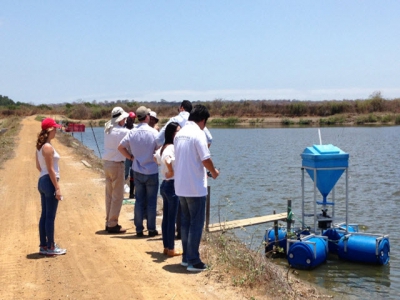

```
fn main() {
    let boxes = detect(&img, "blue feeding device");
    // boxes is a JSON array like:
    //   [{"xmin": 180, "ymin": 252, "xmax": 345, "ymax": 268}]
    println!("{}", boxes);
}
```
[
  {"xmin": 301, "ymin": 144, "xmax": 349, "ymax": 232},
  {"xmin": 294, "ymin": 140, "xmax": 390, "ymax": 267},
  {"xmin": 287, "ymin": 234, "xmax": 328, "ymax": 270}
]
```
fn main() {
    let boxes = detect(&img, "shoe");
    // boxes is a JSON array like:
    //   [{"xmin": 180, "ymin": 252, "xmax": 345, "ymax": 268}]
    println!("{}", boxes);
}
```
[
  {"xmin": 148, "ymin": 230, "xmax": 158, "ymax": 237},
  {"xmin": 107, "ymin": 224, "xmax": 126, "ymax": 234},
  {"xmin": 39, "ymin": 246, "xmax": 47, "ymax": 255},
  {"xmin": 46, "ymin": 244, "xmax": 67, "ymax": 256},
  {"xmin": 163, "ymin": 248, "xmax": 168, "ymax": 255},
  {"xmin": 187, "ymin": 262, "xmax": 207, "ymax": 272},
  {"xmin": 167, "ymin": 249, "xmax": 183, "ymax": 257},
  {"xmin": 137, "ymin": 231, "xmax": 144, "ymax": 237},
  {"xmin": 129, "ymin": 194, "xmax": 135, "ymax": 199},
  {"xmin": 181, "ymin": 262, "xmax": 188, "ymax": 267}
]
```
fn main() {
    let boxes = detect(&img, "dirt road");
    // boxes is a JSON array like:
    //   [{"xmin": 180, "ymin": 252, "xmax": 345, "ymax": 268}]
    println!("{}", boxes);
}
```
[{"xmin": 0, "ymin": 116, "xmax": 245, "ymax": 300}]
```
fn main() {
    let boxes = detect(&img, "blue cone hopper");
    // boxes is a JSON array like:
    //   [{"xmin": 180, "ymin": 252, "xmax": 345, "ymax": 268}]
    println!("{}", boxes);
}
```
[{"xmin": 301, "ymin": 144, "xmax": 349, "ymax": 202}]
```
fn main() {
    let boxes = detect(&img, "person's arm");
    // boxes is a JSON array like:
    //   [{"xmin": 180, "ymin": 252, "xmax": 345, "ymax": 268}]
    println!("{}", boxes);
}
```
[
  {"xmin": 35, "ymin": 151, "xmax": 41, "ymax": 172},
  {"xmin": 118, "ymin": 144, "xmax": 134, "ymax": 161},
  {"xmin": 203, "ymin": 127, "xmax": 213, "ymax": 148},
  {"xmin": 165, "ymin": 157, "xmax": 174, "ymax": 179},
  {"xmin": 202, "ymin": 158, "xmax": 219, "ymax": 179},
  {"xmin": 42, "ymin": 144, "xmax": 62, "ymax": 200}
]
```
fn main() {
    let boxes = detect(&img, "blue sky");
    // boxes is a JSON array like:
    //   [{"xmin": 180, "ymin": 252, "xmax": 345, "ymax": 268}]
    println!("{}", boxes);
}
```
[{"xmin": 1, "ymin": 1, "xmax": 399, "ymax": 105}]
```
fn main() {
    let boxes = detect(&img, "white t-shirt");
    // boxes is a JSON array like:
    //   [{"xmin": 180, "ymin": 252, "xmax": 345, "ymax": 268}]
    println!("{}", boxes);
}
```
[
  {"xmin": 154, "ymin": 144, "xmax": 175, "ymax": 181},
  {"xmin": 174, "ymin": 121, "xmax": 210, "ymax": 197},
  {"xmin": 37, "ymin": 143, "xmax": 60, "ymax": 178}
]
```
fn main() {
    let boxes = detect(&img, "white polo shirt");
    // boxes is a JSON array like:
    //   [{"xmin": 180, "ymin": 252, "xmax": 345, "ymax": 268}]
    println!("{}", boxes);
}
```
[{"xmin": 174, "ymin": 121, "xmax": 210, "ymax": 197}]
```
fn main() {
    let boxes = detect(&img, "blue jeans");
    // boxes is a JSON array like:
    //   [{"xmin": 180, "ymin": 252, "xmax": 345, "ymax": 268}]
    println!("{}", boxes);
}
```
[
  {"xmin": 179, "ymin": 196, "xmax": 206, "ymax": 265},
  {"xmin": 160, "ymin": 180, "xmax": 179, "ymax": 249},
  {"xmin": 133, "ymin": 172, "xmax": 159, "ymax": 233},
  {"xmin": 124, "ymin": 159, "xmax": 132, "ymax": 180},
  {"xmin": 38, "ymin": 174, "xmax": 59, "ymax": 248}
]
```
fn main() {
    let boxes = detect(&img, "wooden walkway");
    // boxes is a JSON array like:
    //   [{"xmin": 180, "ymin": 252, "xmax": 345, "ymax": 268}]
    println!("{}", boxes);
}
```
[{"xmin": 206, "ymin": 212, "xmax": 287, "ymax": 233}]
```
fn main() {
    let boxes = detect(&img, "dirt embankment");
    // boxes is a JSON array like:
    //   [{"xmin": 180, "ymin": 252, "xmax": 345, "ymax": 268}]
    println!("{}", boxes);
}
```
[{"xmin": 0, "ymin": 116, "xmax": 248, "ymax": 300}]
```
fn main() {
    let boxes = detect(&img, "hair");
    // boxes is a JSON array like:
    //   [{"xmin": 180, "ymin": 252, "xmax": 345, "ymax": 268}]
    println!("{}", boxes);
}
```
[
  {"xmin": 36, "ymin": 128, "xmax": 53, "ymax": 150},
  {"xmin": 125, "ymin": 116, "xmax": 135, "ymax": 129},
  {"xmin": 188, "ymin": 104, "xmax": 210, "ymax": 123},
  {"xmin": 180, "ymin": 100, "xmax": 192, "ymax": 113},
  {"xmin": 160, "ymin": 122, "xmax": 180, "ymax": 156}
]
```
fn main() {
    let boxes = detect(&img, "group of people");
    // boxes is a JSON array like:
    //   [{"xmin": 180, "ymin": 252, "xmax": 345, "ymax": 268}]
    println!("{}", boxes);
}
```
[
  {"xmin": 108, "ymin": 100, "xmax": 219, "ymax": 271},
  {"xmin": 35, "ymin": 100, "xmax": 219, "ymax": 271}
]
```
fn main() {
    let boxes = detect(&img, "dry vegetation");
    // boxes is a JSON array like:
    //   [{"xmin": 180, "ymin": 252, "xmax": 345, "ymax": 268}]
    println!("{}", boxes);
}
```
[{"xmin": 2, "ymin": 91, "xmax": 400, "ymax": 127}]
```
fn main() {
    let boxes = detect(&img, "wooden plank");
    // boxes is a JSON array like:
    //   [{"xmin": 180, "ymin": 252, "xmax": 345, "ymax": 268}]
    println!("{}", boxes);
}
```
[{"xmin": 207, "ymin": 212, "xmax": 287, "ymax": 233}]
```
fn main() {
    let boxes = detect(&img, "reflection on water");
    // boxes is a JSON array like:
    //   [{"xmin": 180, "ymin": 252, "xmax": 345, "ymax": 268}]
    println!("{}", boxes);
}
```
[{"xmin": 77, "ymin": 125, "xmax": 400, "ymax": 299}]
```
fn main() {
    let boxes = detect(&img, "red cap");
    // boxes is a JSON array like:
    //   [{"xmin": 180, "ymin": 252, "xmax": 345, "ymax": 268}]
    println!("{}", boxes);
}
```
[
  {"xmin": 129, "ymin": 112, "xmax": 136, "ymax": 118},
  {"xmin": 41, "ymin": 118, "xmax": 62, "ymax": 130}
]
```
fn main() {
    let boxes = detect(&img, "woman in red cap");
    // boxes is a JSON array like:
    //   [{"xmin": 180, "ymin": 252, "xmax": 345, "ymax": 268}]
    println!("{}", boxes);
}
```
[{"xmin": 35, "ymin": 118, "xmax": 66, "ymax": 256}]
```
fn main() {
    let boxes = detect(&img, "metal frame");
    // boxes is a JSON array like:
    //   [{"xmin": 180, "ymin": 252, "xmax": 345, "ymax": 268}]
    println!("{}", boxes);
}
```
[{"xmin": 301, "ymin": 165, "xmax": 349, "ymax": 234}]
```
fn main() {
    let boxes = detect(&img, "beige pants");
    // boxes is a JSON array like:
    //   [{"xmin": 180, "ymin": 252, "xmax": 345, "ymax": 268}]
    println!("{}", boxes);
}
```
[{"xmin": 104, "ymin": 160, "xmax": 125, "ymax": 227}]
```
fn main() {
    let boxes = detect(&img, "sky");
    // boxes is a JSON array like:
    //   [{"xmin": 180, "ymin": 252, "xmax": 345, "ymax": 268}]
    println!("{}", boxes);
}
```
[{"xmin": 1, "ymin": 1, "xmax": 400, "ymax": 105}]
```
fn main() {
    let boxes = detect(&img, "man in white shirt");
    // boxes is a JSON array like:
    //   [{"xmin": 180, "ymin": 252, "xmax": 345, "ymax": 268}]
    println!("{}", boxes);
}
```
[
  {"xmin": 103, "ymin": 107, "xmax": 129, "ymax": 234},
  {"xmin": 174, "ymin": 104, "xmax": 219, "ymax": 272},
  {"xmin": 118, "ymin": 106, "xmax": 159, "ymax": 237}
]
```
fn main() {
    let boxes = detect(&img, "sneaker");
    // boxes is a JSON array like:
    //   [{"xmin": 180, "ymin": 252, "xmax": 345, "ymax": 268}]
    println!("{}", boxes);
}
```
[
  {"xmin": 137, "ymin": 231, "xmax": 144, "ymax": 237},
  {"xmin": 181, "ymin": 262, "xmax": 188, "ymax": 267},
  {"xmin": 148, "ymin": 230, "xmax": 158, "ymax": 237},
  {"xmin": 46, "ymin": 244, "xmax": 67, "ymax": 256},
  {"xmin": 39, "ymin": 246, "xmax": 47, "ymax": 255},
  {"xmin": 187, "ymin": 262, "xmax": 207, "ymax": 272},
  {"xmin": 107, "ymin": 224, "xmax": 127, "ymax": 234}
]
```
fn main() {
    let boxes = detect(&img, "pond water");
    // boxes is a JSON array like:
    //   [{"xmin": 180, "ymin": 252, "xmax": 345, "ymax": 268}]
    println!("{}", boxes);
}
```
[{"xmin": 74, "ymin": 125, "xmax": 400, "ymax": 299}]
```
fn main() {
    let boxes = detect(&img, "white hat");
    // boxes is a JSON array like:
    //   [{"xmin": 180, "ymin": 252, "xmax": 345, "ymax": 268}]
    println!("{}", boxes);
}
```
[
  {"xmin": 104, "ymin": 107, "xmax": 129, "ymax": 134},
  {"xmin": 111, "ymin": 107, "xmax": 129, "ymax": 123},
  {"xmin": 149, "ymin": 111, "xmax": 159, "ymax": 121}
]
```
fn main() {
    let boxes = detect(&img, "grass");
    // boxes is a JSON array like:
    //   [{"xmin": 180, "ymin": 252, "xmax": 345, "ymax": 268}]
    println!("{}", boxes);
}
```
[
  {"xmin": 0, "ymin": 116, "xmax": 22, "ymax": 169},
  {"xmin": 200, "ymin": 230, "xmax": 331, "ymax": 299}
]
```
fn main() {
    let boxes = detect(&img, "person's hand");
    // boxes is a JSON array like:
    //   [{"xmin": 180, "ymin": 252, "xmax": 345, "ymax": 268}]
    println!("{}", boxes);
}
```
[
  {"xmin": 209, "ymin": 168, "xmax": 219, "ymax": 179},
  {"xmin": 165, "ymin": 170, "xmax": 174, "ymax": 179},
  {"xmin": 54, "ymin": 189, "xmax": 63, "ymax": 201}
]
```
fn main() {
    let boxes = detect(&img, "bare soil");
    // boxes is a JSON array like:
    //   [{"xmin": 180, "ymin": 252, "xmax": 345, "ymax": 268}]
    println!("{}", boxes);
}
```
[{"xmin": 0, "ymin": 116, "xmax": 249, "ymax": 300}]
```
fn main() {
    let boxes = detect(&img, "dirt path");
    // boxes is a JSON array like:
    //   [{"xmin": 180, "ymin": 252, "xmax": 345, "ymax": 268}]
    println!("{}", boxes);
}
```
[{"xmin": 0, "ymin": 116, "xmax": 246, "ymax": 300}]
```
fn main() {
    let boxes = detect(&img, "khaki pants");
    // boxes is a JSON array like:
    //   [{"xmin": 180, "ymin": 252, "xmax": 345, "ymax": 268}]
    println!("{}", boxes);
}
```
[{"xmin": 104, "ymin": 161, "xmax": 125, "ymax": 227}]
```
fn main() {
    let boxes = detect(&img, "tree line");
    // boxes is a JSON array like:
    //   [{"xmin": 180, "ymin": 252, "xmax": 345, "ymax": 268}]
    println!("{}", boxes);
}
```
[{"xmin": 1, "ymin": 92, "xmax": 400, "ymax": 125}]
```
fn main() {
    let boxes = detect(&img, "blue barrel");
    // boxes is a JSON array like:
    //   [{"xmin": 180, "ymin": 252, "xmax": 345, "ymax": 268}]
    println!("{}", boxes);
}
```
[
  {"xmin": 264, "ymin": 227, "xmax": 287, "ymax": 253},
  {"xmin": 287, "ymin": 236, "xmax": 328, "ymax": 270},
  {"xmin": 337, "ymin": 234, "xmax": 390, "ymax": 265},
  {"xmin": 323, "ymin": 226, "xmax": 356, "ymax": 254}
]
